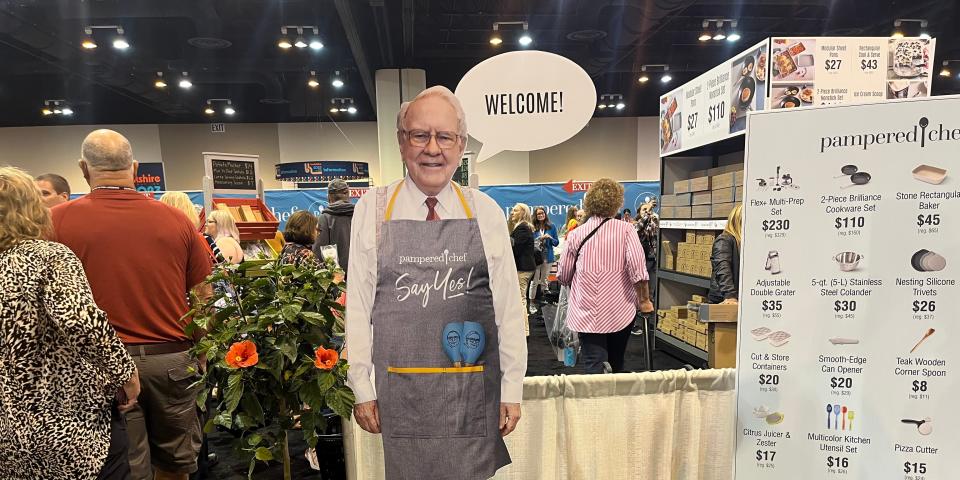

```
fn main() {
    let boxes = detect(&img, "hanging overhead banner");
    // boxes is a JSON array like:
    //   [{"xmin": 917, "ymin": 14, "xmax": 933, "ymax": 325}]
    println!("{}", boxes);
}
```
[
  {"xmin": 769, "ymin": 37, "xmax": 935, "ymax": 110},
  {"xmin": 660, "ymin": 39, "xmax": 770, "ymax": 155},
  {"xmin": 734, "ymin": 96, "xmax": 960, "ymax": 479},
  {"xmin": 662, "ymin": 37, "xmax": 936, "ymax": 157},
  {"xmin": 274, "ymin": 161, "xmax": 370, "ymax": 183}
]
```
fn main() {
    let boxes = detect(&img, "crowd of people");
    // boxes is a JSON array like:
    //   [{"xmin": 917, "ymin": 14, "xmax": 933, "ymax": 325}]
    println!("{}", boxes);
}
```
[{"xmin": 0, "ymin": 85, "xmax": 678, "ymax": 479}]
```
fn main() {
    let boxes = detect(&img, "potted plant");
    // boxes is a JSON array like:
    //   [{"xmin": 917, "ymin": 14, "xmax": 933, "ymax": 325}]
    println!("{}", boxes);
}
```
[{"xmin": 185, "ymin": 258, "xmax": 354, "ymax": 479}]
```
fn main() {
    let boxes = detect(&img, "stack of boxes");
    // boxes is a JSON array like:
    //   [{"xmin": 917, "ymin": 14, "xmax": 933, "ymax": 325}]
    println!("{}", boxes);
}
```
[
  {"xmin": 656, "ymin": 294, "xmax": 709, "ymax": 351},
  {"xmin": 660, "ymin": 165, "xmax": 744, "ymax": 219},
  {"xmin": 662, "ymin": 230, "xmax": 714, "ymax": 276}
]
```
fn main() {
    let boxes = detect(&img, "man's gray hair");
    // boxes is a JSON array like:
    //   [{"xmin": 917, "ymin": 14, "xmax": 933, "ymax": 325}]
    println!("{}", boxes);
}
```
[
  {"xmin": 81, "ymin": 129, "xmax": 134, "ymax": 171},
  {"xmin": 395, "ymin": 86, "xmax": 467, "ymax": 137}
]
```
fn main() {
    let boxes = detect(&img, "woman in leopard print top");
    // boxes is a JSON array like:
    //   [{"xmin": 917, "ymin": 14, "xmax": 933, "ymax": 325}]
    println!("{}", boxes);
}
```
[{"xmin": 0, "ymin": 167, "xmax": 137, "ymax": 479}]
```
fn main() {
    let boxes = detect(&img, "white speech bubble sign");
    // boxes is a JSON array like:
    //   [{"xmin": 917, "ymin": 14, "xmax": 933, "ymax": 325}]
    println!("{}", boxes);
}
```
[{"xmin": 455, "ymin": 50, "xmax": 597, "ymax": 163}]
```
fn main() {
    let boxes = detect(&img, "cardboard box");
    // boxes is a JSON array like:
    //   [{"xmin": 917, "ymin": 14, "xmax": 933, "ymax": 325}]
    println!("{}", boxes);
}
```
[
  {"xmin": 734, "ymin": 170, "xmax": 745, "ymax": 186},
  {"xmin": 662, "ymin": 254, "xmax": 675, "ymax": 271},
  {"xmin": 711, "ymin": 187, "xmax": 736, "ymax": 204},
  {"xmin": 689, "ymin": 176, "xmax": 711, "ymax": 192},
  {"xmin": 660, "ymin": 194, "xmax": 675, "ymax": 207},
  {"xmin": 708, "ymin": 322, "xmax": 737, "ymax": 368},
  {"xmin": 712, "ymin": 202, "xmax": 735, "ymax": 219},
  {"xmin": 711, "ymin": 172, "xmax": 735, "ymax": 190},
  {"xmin": 696, "ymin": 333, "xmax": 708, "ymax": 350},
  {"xmin": 674, "ymin": 179, "xmax": 691, "ymax": 194},
  {"xmin": 699, "ymin": 303, "xmax": 739, "ymax": 322},
  {"xmin": 691, "ymin": 294, "xmax": 706, "ymax": 303},
  {"xmin": 690, "ymin": 205, "xmax": 713, "ymax": 218},
  {"xmin": 660, "ymin": 206, "xmax": 675, "ymax": 218},
  {"xmin": 706, "ymin": 166, "xmax": 725, "ymax": 177},
  {"xmin": 696, "ymin": 231, "xmax": 716, "ymax": 245},
  {"xmin": 670, "ymin": 306, "xmax": 689, "ymax": 320},
  {"xmin": 674, "ymin": 192, "xmax": 692, "ymax": 206},
  {"xmin": 685, "ymin": 231, "xmax": 697, "ymax": 243},
  {"xmin": 692, "ymin": 191, "xmax": 712, "ymax": 205},
  {"xmin": 673, "ymin": 206, "xmax": 692, "ymax": 219},
  {"xmin": 690, "ymin": 169, "xmax": 708, "ymax": 178},
  {"xmin": 735, "ymin": 186, "xmax": 744, "ymax": 202}
]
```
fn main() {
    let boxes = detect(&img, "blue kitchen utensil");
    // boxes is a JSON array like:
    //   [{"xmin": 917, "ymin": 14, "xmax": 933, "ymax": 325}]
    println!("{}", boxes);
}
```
[
  {"xmin": 833, "ymin": 404, "xmax": 841, "ymax": 430},
  {"xmin": 461, "ymin": 321, "xmax": 486, "ymax": 366},
  {"xmin": 442, "ymin": 322, "xmax": 464, "ymax": 367}
]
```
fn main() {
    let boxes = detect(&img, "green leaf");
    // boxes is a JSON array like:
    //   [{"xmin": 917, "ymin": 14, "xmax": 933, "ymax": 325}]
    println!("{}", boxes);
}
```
[
  {"xmin": 247, "ymin": 433, "xmax": 263, "ymax": 446},
  {"xmin": 247, "ymin": 457, "xmax": 256, "ymax": 480},
  {"xmin": 298, "ymin": 380, "xmax": 325, "ymax": 411},
  {"xmin": 317, "ymin": 371, "xmax": 336, "ymax": 392},
  {"xmin": 278, "ymin": 338, "xmax": 298, "ymax": 363},
  {"xmin": 300, "ymin": 410, "xmax": 319, "ymax": 449},
  {"xmin": 235, "ymin": 412, "xmax": 256, "ymax": 430},
  {"xmin": 299, "ymin": 311, "xmax": 327, "ymax": 327},
  {"xmin": 325, "ymin": 386, "xmax": 356, "ymax": 419},
  {"xmin": 225, "ymin": 371, "xmax": 243, "ymax": 415},
  {"xmin": 213, "ymin": 411, "xmax": 233, "ymax": 429},
  {"xmin": 240, "ymin": 392, "xmax": 265, "ymax": 425},
  {"xmin": 281, "ymin": 303, "xmax": 303, "ymax": 322},
  {"xmin": 254, "ymin": 447, "xmax": 273, "ymax": 461},
  {"xmin": 195, "ymin": 387, "xmax": 210, "ymax": 410}
]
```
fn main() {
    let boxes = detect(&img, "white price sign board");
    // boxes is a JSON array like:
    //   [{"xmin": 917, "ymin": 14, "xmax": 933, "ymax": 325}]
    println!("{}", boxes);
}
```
[
  {"xmin": 734, "ymin": 96, "xmax": 960, "ymax": 479},
  {"xmin": 660, "ymin": 40, "xmax": 769, "ymax": 156}
]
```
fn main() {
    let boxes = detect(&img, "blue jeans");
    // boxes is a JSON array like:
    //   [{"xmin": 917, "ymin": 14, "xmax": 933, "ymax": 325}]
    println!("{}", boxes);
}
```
[{"xmin": 579, "ymin": 323, "xmax": 632, "ymax": 374}]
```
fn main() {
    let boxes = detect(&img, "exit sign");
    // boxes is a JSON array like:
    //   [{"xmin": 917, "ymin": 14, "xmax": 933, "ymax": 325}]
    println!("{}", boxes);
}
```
[{"xmin": 211, "ymin": 123, "xmax": 225, "ymax": 133}]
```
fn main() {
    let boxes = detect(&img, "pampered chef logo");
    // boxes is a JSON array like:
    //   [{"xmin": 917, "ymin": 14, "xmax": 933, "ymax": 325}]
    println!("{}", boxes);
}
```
[
  {"xmin": 398, "ymin": 249, "xmax": 468, "ymax": 266},
  {"xmin": 820, "ymin": 117, "xmax": 960, "ymax": 153}
]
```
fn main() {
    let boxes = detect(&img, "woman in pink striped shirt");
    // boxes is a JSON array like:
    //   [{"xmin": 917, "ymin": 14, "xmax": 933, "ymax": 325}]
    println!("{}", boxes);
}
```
[{"xmin": 557, "ymin": 178, "xmax": 654, "ymax": 373}]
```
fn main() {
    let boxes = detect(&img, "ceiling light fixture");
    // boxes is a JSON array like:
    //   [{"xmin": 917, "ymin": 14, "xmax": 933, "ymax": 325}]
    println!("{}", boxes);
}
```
[
  {"xmin": 224, "ymin": 106, "xmax": 236, "ymax": 115},
  {"xmin": 42, "ymin": 99, "xmax": 72, "ymax": 117},
  {"xmin": 178, "ymin": 72, "xmax": 192, "ymax": 89},
  {"xmin": 154, "ymin": 72, "xmax": 167, "ymax": 88},
  {"xmin": 204, "ymin": 107, "xmax": 215, "ymax": 115},
  {"xmin": 279, "ymin": 26, "xmax": 322, "ymax": 51},
  {"xmin": 83, "ymin": 25, "xmax": 129, "ymax": 50},
  {"xmin": 638, "ymin": 74, "xmax": 650, "ymax": 83},
  {"xmin": 727, "ymin": 32, "xmax": 741, "ymax": 42},
  {"xmin": 347, "ymin": 106, "xmax": 357, "ymax": 114},
  {"xmin": 698, "ymin": 33, "xmax": 711, "ymax": 42},
  {"xmin": 597, "ymin": 94, "xmax": 625, "ymax": 113},
  {"xmin": 661, "ymin": 74, "xmax": 673, "ymax": 83},
  {"xmin": 940, "ymin": 60, "xmax": 953, "ymax": 77},
  {"xmin": 330, "ymin": 97, "xmax": 356, "ymax": 115},
  {"xmin": 307, "ymin": 70, "xmax": 320, "ymax": 88},
  {"xmin": 892, "ymin": 19, "xmax": 929, "ymax": 39},
  {"xmin": 329, "ymin": 107, "xmax": 338, "ymax": 113},
  {"xmin": 701, "ymin": 19, "xmax": 738, "ymax": 43},
  {"xmin": 712, "ymin": 28, "xmax": 726, "ymax": 41},
  {"xmin": 204, "ymin": 98, "xmax": 236, "ymax": 116},
  {"xmin": 492, "ymin": 21, "xmax": 531, "ymax": 47},
  {"xmin": 331, "ymin": 70, "xmax": 344, "ymax": 88}
]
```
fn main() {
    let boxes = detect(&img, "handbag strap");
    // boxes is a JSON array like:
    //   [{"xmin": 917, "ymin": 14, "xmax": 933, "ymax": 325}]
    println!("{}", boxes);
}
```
[{"xmin": 571, "ymin": 217, "xmax": 612, "ymax": 274}]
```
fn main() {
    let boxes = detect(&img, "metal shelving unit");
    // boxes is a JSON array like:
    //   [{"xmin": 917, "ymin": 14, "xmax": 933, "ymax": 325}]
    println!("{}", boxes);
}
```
[
  {"xmin": 658, "ymin": 269, "xmax": 712, "ymax": 289},
  {"xmin": 655, "ymin": 331, "xmax": 708, "ymax": 360}
]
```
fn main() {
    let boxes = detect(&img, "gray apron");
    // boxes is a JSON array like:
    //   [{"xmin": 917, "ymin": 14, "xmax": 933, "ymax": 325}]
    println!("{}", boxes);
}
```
[{"xmin": 371, "ymin": 182, "xmax": 511, "ymax": 480}]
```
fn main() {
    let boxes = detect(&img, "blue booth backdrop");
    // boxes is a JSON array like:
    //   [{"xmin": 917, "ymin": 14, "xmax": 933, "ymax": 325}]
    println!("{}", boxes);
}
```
[{"xmin": 72, "ymin": 181, "xmax": 660, "ymax": 230}]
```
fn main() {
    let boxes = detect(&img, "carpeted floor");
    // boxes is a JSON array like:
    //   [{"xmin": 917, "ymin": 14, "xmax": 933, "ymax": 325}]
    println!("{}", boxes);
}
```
[{"xmin": 203, "ymin": 304, "xmax": 689, "ymax": 479}]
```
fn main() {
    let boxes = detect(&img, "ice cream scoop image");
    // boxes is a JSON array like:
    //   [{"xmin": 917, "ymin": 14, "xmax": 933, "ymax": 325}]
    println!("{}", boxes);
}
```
[
  {"xmin": 460, "ymin": 321, "xmax": 486, "ymax": 366},
  {"xmin": 442, "ymin": 322, "xmax": 464, "ymax": 366}
]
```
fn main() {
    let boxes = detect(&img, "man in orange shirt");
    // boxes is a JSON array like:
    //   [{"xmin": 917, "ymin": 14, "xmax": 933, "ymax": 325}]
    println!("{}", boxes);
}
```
[{"xmin": 53, "ymin": 129, "xmax": 213, "ymax": 480}]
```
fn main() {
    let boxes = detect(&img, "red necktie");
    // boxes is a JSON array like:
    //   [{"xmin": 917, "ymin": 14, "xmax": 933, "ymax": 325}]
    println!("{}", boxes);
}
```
[{"xmin": 425, "ymin": 197, "xmax": 440, "ymax": 221}]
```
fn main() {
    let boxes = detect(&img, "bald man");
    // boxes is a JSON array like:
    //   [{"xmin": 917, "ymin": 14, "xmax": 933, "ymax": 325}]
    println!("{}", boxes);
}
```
[{"xmin": 52, "ymin": 129, "xmax": 213, "ymax": 480}]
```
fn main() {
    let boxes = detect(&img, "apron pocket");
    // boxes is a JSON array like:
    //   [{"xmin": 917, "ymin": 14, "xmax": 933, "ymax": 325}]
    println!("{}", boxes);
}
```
[{"xmin": 386, "ymin": 366, "xmax": 487, "ymax": 439}]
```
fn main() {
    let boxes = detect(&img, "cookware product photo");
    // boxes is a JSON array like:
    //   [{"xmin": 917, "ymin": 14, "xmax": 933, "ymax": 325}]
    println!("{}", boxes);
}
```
[
  {"xmin": 840, "ymin": 171, "xmax": 872, "ymax": 188},
  {"xmin": 834, "ymin": 164, "xmax": 859, "ymax": 178},
  {"xmin": 901, "ymin": 417, "xmax": 933, "ymax": 435},
  {"xmin": 911, "ymin": 249, "xmax": 946, "ymax": 272},
  {"xmin": 910, "ymin": 328, "xmax": 936, "ymax": 353},
  {"xmin": 912, "ymin": 164, "xmax": 947, "ymax": 185},
  {"xmin": 834, "ymin": 252, "xmax": 864, "ymax": 272}
]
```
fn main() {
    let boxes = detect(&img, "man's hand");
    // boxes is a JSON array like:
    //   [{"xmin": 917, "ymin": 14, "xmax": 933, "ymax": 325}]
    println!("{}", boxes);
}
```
[
  {"xmin": 118, "ymin": 369, "xmax": 141, "ymax": 413},
  {"xmin": 354, "ymin": 400, "xmax": 381, "ymax": 434},
  {"xmin": 499, "ymin": 403, "xmax": 521, "ymax": 437}
]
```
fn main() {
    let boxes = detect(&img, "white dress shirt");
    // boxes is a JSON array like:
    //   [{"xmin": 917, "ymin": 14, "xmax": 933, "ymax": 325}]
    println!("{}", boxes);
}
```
[{"xmin": 346, "ymin": 177, "xmax": 528, "ymax": 404}]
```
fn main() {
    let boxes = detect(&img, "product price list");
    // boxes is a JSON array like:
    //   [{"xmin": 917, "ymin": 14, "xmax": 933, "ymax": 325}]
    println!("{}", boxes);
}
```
[{"xmin": 734, "ymin": 96, "xmax": 960, "ymax": 479}]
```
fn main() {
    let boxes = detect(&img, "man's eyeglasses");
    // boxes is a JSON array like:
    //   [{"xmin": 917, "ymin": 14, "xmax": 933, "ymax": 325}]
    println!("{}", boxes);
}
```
[{"xmin": 401, "ymin": 129, "xmax": 462, "ymax": 149}]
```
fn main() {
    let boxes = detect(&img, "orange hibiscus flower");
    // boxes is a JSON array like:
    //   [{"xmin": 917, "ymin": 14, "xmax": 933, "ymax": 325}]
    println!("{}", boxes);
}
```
[
  {"xmin": 225, "ymin": 340, "xmax": 259, "ymax": 368},
  {"xmin": 314, "ymin": 347, "xmax": 339, "ymax": 370}
]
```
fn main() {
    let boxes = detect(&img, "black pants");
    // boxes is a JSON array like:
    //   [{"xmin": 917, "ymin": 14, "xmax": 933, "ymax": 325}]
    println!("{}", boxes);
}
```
[
  {"xmin": 97, "ymin": 406, "xmax": 131, "ymax": 480},
  {"xmin": 580, "ymin": 323, "xmax": 633, "ymax": 374}
]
